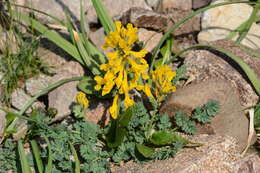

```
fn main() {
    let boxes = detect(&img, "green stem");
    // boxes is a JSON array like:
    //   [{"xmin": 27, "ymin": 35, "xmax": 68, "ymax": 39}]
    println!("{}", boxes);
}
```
[{"xmin": 150, "ymin": 1, "xmax": 260, "ymax": 71}]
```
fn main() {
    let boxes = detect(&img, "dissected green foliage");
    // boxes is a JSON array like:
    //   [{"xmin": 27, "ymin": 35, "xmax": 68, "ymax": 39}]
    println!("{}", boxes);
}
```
[
  {"xmin": 175, "ymin": 111, "xmax": 197, "ymax": 135},
  {"xmin": 192, "ymin": 100, "xmax": 220, "ymax": 123},
  {"xmin": 175, "ymin": 100, "xmax": 220, "ymax": 134},
  {"xmin": 0, "ymin": 140, "xmax": 18, "ymax": 172}
]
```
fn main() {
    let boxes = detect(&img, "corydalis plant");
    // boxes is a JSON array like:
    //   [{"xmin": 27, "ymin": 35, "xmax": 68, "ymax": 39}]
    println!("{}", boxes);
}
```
[{"xmin": 94, "ymin": 21, "xmax": 152, "ymax": 119}]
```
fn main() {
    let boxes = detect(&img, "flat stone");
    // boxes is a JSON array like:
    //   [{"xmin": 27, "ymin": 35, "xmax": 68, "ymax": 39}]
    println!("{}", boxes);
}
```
[
  {"xmin": 120, "ymin": 7, "xmax": 168, "ymax": 31},
  {"xmin": 160, "ymin": 0, "xmax": 192, "ymax": 11},
  {"xmin": 85, "ymin": 100, "xmax": 111, "ymax": 127},
  {"xmin": 198, "ymin": 0, "xmax": 260, "ymax": 50},
  {"xmin": 89, "ymin": 28, "xmax": 106, "ymax": 51},
  {"xmin": 11, "ymin": 88, "xmax": 45, "ymax": 113},
  {"xmin": 111, "ymin": 134, "xmax": 260, "ymax": 173},
  {"xmin": 145, "ymin": 0, "xmax": 161, "ymax": 10},
  {"xmin": 48, "ymin": 61, "xmax": 84, "ymax": 121},
  {"xmin": 86, "ymin": 0, "xmax": 151, "ymax": 24},
  {"xmin": 160, "ymin": 79, "xmax": 252, "ymax": 150},
  {"xmin": 138, "ymin": 28, "xmax": 163, "ymax": 52},
  {"xmin": 184, "ymin": 39, "xmax": 260, "ymax": 107},
  {"xmin": 192, "ymin": 0, "xmax": 212, "ymax": 9},
  {"xmin": 232, "ymin": 153, "xmax": 260, "ymax": 173}
]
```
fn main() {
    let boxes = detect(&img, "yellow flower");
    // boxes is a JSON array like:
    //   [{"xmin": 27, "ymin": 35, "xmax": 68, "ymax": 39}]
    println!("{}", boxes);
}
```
[
  {"xmin": 109, "ymin": 94, "xmax": 119, "ymax": 119},
  {"xmin": 152, "ymin": 65, "xmax": 176, "ymax": 101},
  {"xmin": 94, "ymin": 21, "xmax": 152, "ymax": 119},
  {"xmin": 76, "ymin": 92, "xmax": 89, "ymax": 109}
]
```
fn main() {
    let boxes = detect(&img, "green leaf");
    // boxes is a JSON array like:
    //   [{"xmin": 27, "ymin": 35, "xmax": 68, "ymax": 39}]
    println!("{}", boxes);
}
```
[
  {"xmin": 43, "ymin": 135, "xmax": 52, "ymax": 173},
  {"xmin": 30, "ymin": 140, "xmax": 43, "ymax": 173},
  {"xmin": 18, "ymin": 140, "xmax": 32, "ymax": 173},
  {"xmin": 160, "ymin": 37, "xmax": 173, "ymax": 65},
  {"xmin": 150, "ymin": 130, "xmax": 190, "ymax": 146},
  {"xmin": 69, "ymin": 143, "xmax": 80, "ymax": 173},
  {"xmin": 77, "ymin": 77, "xmax": 97, "ymax": 95},
  {"xmin": 91, "ymin": 0, "xmax": 115, "ymax": 35},
  {"xmin": 150, "ymin": 130, "xmax": 173, "ymax": 146},
  {"xmin": 107, "ymin": 120, "xmax": 127, "ymax": 148},
  {"xmin": 136, "ymin": 144, "xmax": 155, "ymax": 158},
  {"xmin": 175, "ymin": 112, "xmax": 197, "ymax": 135},
  {"xmin": 118, "ymin": 105, "xmax": 135, "ymax": 127}
]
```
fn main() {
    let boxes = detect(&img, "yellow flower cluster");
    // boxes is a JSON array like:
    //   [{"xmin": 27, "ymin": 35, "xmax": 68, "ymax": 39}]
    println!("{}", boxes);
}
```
[
  {"xmin": 94, "ymin": 21, "xmax": 152, "ymax": 119},
  {"xmin": 76, "ymin": 91, "xmax": 89, "ymax": 109},
  {"xmin": 152, "ymin": 65, "xmax": 176, "ymax": 102}
]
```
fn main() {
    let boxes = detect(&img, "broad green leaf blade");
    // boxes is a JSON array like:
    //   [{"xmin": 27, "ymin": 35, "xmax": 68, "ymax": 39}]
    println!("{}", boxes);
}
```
[
  {"xmin": 172, "ymin": 44, "xmax": 260, "ymax": 95},
  {"xmin": 118, "ymin": 104, "xmax": 135, "ymax": 127},
  {"xmin": 91, "ymin": 0, "xmax": 115, "ymax": 35},
  {"xmin": 69, "ymin": 143, "xmax": 80, "ymax": 173},
  {"xmin": 150, "ymin": 130, "xmax": 190, "ymax": 146},
  {"xmin": 18, "ymin": 140, "xmax": 32, "ymax": 173},
  {"xmin": 77, "ymin": 77, "xmax": 98, "ymax": 95},
  {"xmin": 107, "ymin": 120, "xmax": 127, "ymax": 148},
  {"xmin": 150, "ymin": 130, "xmax": 176, "ymax": 146},
  {"xmin": 136, "ymin": 144, "xmax": 155, "ymax": 158},
  {"xmin": 150, "ymin": 1, "xmax": 260, "ymax": 71},
  {"xmin": 30, "ymin": 140, "xmax": 43, "ymax": 173}
]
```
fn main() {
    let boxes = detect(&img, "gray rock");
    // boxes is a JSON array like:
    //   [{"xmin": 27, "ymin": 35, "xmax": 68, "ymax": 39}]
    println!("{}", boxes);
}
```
[
  {"xmin": 11, "ymin": 88, "xmax": 45, "ymax": 113},
  {"xmin": 111, "ymin": 134, "xmax": 260, "ymax": 173},
  {"xmin": 120, "ymin": 7, "xmax": 168, "ymax": 31},
  {"xmin": 160, "ymin": 79, "xmax": 253, "ymax": 150},
  {"xmin": 138, "ymin": 28, "xmax": 163, "ymax": 52},
  {"xmin": 145, "ymin": 0, "xmax": 161, "ymax": 10},
  {"xmin": 89, "ymin": 28, "xmax": 106, "ymax": 51},
  {"xmin": 160, "ymin": 0, "xmax": 192, "ymax": 11},
  {"xmin": 192, "ymin": 0, "xmax": 211, "ymax": 9},
  {"xmin": 86, "ymin": 0, "xmax": 151, "ymax": 24},
  {"xmin": 48, "ymin": 61, "xmax": 84, "ymax": 121},
  {"xmin": 184, "ymin": 39, "xmax": 260, "ymax": 107},
  {"xmin": 198, "ymin": 0, "xmax": 260, "ymax": 50},
  {"xmin": 232, "ymin": 153, "xmax": 260, "ymax": 173}
]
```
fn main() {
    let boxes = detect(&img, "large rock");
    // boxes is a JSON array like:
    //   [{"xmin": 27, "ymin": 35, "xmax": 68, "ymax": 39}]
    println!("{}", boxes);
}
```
[
  {"xmin": 11, "ymin": 88, "xmax": 45, "ymax": 113},
  {"xmin": 120, "ymin": 7, "xmax": 168, "ymax": 31},
  {"xmin": 184, "ymin": 39, "xmax": 260, "ymax": 107},
  {"xmin": 138, "ymin": 28, "xmax": 163, "ymax": 52},
  {"xmin": 160, "ymin": 79, "xmax": 252, "ymax": 150},
  {"xmin": 48, "ymin": 61, "xmax": 84, "ymax": 121},
  {"xmin": 192, "ymin": 0, "xmax": 211, "ymax": 9},
  {"xmin": 160, "ymin": 0, "xmax": 192, "ymax": 11},
  {"xmin": 111, "ymin": 134, "xmax": 260, "ymax": 173},
  {"xmin": 198, "ymin": 0, "xmax": 260, "ymax": 50},
  {"xmin": 86, "ymin": 0, "xmax": 151, "ymax": 24}
]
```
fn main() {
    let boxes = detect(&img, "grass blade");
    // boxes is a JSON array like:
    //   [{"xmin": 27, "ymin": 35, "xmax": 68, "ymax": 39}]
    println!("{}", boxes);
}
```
[
  {"xmin": 3, "ymin": 77, "xmax": 83, "ymax": 142},
  {"xmin": 30, "ymin": 140, "xmax": 43, "ymax": 173},
  {"xmin": 172, "ymin": 44, "xmax": 260, "ymax": 95},
  {"xmin": 236, "ymin": 3, "xmax": 260, "ymax": 44},
  {"xmin": 69, "ymin": 142, "xmax": 80, "ymax": 173},
  {"xmin": 12, "ymin": 11, "xmax": 84, "ymax": 65},
  {"xmin": 150, "ymin": 1, "xmax": 260, "ymax": 71},
  {"xmin": 18, "ymin": 140, "xmax": 32, "ymax": 173},
  {"xmin": 91, "ymin": 0, "xmax": 115, "ymax": 35},
  {"xmin": 43, "ymin": 135, "xmax": 52, "ymax": 173}
]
